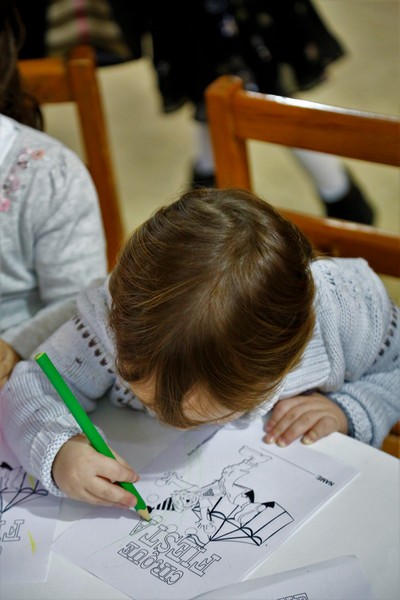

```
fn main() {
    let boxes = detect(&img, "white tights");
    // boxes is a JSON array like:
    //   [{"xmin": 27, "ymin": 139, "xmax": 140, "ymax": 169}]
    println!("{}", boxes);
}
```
[{"xmin": 193, "ymin": 121, "xmax": 350, "ymax": 203}]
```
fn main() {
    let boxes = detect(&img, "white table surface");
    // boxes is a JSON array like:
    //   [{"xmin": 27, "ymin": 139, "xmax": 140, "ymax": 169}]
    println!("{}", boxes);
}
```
[{"xmin": 2, "ymin": 400, "xmax": 400, "ymax": 600}]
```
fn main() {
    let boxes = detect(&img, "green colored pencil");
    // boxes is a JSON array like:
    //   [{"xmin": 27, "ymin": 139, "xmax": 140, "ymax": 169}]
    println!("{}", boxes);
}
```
[{"xmin": 35, "ymin": 352, "xmax": 150, "ymax": 521}]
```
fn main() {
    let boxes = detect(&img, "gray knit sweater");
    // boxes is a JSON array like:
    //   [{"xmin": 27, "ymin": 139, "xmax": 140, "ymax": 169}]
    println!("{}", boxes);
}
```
[
  {"xmin": 1, "ymin": 258, "xmax": 399, "ymax": 497},
  {"xmin": 0, "ymin": 114, "xmax": 107, "ymax": 357}
]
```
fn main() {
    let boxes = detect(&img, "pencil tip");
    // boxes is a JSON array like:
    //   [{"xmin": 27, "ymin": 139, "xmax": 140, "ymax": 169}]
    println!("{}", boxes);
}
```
[{"xmin": 136, "ymin": 507, "xmax": 151, "ymax": 521}]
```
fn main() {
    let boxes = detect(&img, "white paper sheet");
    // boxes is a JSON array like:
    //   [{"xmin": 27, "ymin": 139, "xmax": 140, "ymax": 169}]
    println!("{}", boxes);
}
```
[
  {"xmin": 191, "ymin": 554, "xmax": 377, "ymax": 599},
  {"xmin": 0, "ymin": 427, "xmax": 61, "ymax": 583},
  {"xmin": 53, "ymin": 420, "xmax": 359, "ymax": 600}
]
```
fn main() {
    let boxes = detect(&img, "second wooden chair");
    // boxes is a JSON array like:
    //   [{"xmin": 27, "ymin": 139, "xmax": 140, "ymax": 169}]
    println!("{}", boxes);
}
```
[{"xmin": 18, "ymin": 45, "xmax": 125, "ymax": 270}]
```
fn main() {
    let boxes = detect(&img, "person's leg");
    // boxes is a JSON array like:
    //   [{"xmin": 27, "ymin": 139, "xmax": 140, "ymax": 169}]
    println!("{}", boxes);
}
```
[
  {"xmin": 190, "ymin": 122, "xmax": 375, "ymax": 224},
  {"xmin": 191, "ymin": 121, "xmax": 216, "ymax": 188},
  {"xmin": 291, "ymin": 148, "xmax": 375, "ymax": 224}
]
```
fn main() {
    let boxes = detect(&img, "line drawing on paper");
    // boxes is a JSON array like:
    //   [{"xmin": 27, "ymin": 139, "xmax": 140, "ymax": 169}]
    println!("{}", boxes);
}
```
[
  {"xmin": 145, "ymin": 446, "xmax": 294, "ymax": 548},
  {"xmin": 0, "ymin": 461, "xmax": 48, "ymax": 516},
  {"xmin": 0, "ymin": 461, "xmax": 49, "ymax": 554}
]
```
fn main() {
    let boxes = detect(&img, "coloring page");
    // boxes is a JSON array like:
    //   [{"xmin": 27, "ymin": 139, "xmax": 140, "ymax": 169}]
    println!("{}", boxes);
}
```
[
  {"xmin": 53, "ymin": 420, "xmax": 359, "ymax": 600},
  {"xmin": 0, "ymin": 427, "xmax": 61, "ymax": 583}
]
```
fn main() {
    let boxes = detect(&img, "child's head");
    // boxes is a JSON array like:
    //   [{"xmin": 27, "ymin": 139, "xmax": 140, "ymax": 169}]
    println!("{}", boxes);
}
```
[
  {"xmin": 109, "ymin": 188, "xmax": 315, "ymax": 428},
  {"xmin": 0, "ymin": 0, "xmax": 42, "ymax": 128}
]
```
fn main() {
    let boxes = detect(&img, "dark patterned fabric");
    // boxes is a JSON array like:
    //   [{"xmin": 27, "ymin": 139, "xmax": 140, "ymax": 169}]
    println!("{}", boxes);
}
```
[
  {"xmin": 15, "ymin": 1, "xmax": 345, "ymax": 120},
  {"xmin": 110, "ymin": 0, "xmax": 345, "ymax": 119}
]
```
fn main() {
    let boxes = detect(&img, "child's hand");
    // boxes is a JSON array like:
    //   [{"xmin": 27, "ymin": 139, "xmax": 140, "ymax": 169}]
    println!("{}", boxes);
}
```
[
  {"xmin": 52, "ymin": 434, "xmax": 140, "ymax": 509},
  {"xmin": 0, "ymin": 340, "xmax": 20, "ymax": 388},
  {"xmin": 263, "ymin": 392, "xmax": 348, "ymax": 447}
]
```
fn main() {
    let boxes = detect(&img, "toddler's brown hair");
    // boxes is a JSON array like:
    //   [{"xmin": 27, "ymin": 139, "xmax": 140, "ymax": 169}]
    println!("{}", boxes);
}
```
[{"xmin": 109, "ymin": 188, "xmax": 316, "ymax": 428}]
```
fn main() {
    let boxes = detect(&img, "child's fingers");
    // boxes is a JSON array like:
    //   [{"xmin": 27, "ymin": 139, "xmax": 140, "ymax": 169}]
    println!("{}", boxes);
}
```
[
  {"xmin": 301, "ymin": 417, "xmax": 337, "ymax": 445},
  {"xmin": 264, "ymin": 398, "xmax": 300, "ymax": 432},
  {"xmin": 264, "ymin": 393, "xmax": 348, "ymax": 447},
  {"xmin": 85, "ymin": 476, "xmax": 138, "ymax": 509},
  {"xmin": 62, "ymin": 472, "xmax": 139, "ymax": 509},
  {"xmin": 79, "ymin": 485, "xmax": 136, "ymax": 509},
  {"xmin": 264, "ymin": 398, "xmax": 314, "ymax": 442},
  {"xmin": 53, "ymin": 436, "xmax": 141, "ymax": 508},
  {"xmin": 277, "ymin": 414, "xmax": 338, "ymax": 446},
  {"xmin": 100, "ymin": 454, "xmax": 140, "ymax": 485},
  {"xmin": 90, "ymin": 455, "xmax": 141, "ymax": 508},
  {"xmin": 264, "ymin": 408, "xmax": 320, "ymax": 446},
  {"xmin": 111, "ymin": 449, "xmax": 140, "ymax": 479},
  {"xmin": 301, "ymin": 416, "xmax": 340, "ymax": 445}
]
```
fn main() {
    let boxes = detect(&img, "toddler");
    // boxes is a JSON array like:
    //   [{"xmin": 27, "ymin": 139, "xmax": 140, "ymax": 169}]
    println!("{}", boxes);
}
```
[{"xmin": 1, "ymin": 188, "xmax": 398, "ymax": 511}]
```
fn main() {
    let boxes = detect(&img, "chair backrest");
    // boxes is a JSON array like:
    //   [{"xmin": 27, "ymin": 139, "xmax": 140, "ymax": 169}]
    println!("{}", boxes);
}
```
[
  {"xmin": 18, "ymin": 45, "xmax": 124, "ymax": 270},
  {"xmin": 205, "ymin": 75, "xmax": 400, "ymax": 278}
]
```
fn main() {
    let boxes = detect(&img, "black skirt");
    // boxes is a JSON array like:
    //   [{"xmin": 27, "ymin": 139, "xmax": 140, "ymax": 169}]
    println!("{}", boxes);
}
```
[{"xmin": 110, "ymin": 0, "xmax": 346, "ymax": 120}]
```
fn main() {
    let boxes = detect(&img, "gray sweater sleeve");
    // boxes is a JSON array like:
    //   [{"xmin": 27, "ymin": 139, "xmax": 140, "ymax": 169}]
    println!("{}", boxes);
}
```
[
  {"xmin": 313, "ymin": 260, "xmax": 400, "ymax": 447},
  {"xmin": 0, "ymin": 281, "xmax": 117, "ymax": 496},
  {"xmin": 1, "ymin": 144, "xmax": 107, "ymax": 358},
  {"xmin": 328, "ymin": 369, "xmax": 400, "ymax": 448},
  {"xmin": 269, "ymin": 259, "xmax": 400, "ymax": 448}
]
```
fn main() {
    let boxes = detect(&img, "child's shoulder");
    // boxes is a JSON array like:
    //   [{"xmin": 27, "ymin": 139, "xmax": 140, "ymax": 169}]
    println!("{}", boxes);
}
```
[
  {"xmin": 4, "ymin": 114, "xmax": 87, "ymax": 173},
  {"xmin": 0, "ymin": 115, "xmax": 96, "ymax": 214},
  {"xmin": 311, "ymin": 257, "xmax": 391, "ymax": 320},
  {"xmin": 311, "ymin": 257, "xmax": 379, "ymax": 292},
  {"xmin": 77, "ymin": 276, "xmax": 111, "ymax": 310},
  {"xmin": 1, "ymin": 116, "xmax": 94, "ymax": 214}
]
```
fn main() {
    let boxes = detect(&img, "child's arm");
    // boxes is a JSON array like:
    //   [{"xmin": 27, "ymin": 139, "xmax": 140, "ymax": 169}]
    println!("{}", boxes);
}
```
[
  {"xmin": 314, "ymin": 261, "xmax": 400, "ymax": 448},
  {"xmin": 264, "ymin": 358, "xmax": 399, "ymax": 449},
  {"xmin": 0, "ymin": 282, "xmax": 135, "ymax": 501},
  {"xmin": 0, "ymin": 349, "xmax": 111, "ymax": 497},
  {"xmin": 325, "ymin": 369, "xmax": 399, "ymax": 447},
  {"xmin": 264, "ymin": 260, "xmax": 400, "ymax": 448},
  {"xmin": 1, "ymin": 347, "xmax": 140, "ymax": 509}
]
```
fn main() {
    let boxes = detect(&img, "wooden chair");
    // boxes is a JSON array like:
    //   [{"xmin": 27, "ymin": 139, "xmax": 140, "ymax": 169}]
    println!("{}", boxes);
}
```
[
  {"xmin": 18, "ymin": 45, "xmax": 124, "ymax": 270},
  {"xmin": 206, "ymin": 75, "xmax": 400, "ymax": 457}
]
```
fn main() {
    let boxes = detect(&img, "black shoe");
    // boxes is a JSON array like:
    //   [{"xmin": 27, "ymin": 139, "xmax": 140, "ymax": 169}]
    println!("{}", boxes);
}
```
[
  {"xmin": 191, "ymin": 168, "xmax": 216, "ymax": 189},
  {"xmin": 324, "ymin": 177, "xmax": 375, "ymax": 225}
]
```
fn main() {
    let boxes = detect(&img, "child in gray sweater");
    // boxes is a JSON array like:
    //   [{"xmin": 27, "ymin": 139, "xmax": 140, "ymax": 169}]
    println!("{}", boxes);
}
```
[
  {"xmin": 1, "ymin": 188, "xmax": 399, "ymax": 512},
  {"xmin": 0, "ymin": 1, "xmax": 107, "ymax": 387}
]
